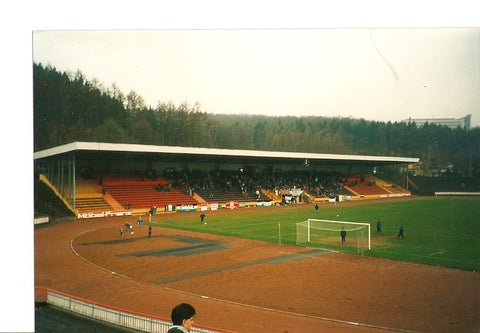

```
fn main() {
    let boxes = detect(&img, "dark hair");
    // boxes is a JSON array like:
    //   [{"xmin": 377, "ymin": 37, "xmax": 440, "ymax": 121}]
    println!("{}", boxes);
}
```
[{"xmin": 171, "ymin": 303, "xmax": 196, "ymax": 325}]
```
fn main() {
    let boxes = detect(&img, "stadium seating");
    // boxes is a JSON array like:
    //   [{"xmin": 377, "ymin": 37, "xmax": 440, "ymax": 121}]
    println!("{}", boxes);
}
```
[
  {"xmin": 103, "ymin": 182, "xmax": 197, "ymax": 210},
  {"xmin": 195, "ymin": 185, "xmax": 270, "ymax": 203},
  {"xmin": 48, "ymin": 170, "xmax": 416, "ymax": 216},
  {"xmin": 344, "ymin": 176, "xmax": 391, "ymax": 196}
]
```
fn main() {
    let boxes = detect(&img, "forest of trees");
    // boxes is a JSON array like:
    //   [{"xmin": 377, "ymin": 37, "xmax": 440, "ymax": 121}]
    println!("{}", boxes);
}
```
[{"xmin": 33, "ymin": 63, "xmax": 480, "ymax": 177}]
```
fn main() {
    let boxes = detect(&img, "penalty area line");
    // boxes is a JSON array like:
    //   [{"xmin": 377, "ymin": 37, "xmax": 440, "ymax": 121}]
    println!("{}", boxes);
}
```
[{"xmin": 163, "ymin": 287, "xmax": 419, "ymax": 333}]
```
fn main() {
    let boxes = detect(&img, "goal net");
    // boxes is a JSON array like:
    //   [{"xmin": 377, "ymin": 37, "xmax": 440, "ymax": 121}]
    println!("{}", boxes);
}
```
[{"xmin": 296, "ymin": 218, "xmax": 371, "ymax": 252}]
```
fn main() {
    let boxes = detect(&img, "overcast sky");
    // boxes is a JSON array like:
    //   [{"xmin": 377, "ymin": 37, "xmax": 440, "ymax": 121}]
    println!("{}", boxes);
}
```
[{"xmin": 33, "ymin": 27, "xmax": 480, "ymax": 127}]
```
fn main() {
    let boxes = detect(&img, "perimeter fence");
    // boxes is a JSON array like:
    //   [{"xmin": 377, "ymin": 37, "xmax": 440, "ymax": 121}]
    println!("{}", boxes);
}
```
[{"xmin": 35, "ymin": 287, "xmax": 233, "ymax": 333}]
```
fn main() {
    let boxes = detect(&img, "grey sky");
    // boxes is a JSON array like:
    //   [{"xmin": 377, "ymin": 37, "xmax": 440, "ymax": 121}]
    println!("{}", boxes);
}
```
[{"xmin": 33, "ymin": 28, "xmax": 480, "ymax": 127}]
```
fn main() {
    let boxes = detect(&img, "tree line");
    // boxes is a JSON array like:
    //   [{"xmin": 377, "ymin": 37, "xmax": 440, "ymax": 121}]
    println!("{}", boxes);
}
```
[{"xmin": 33, "ymin": 63, "xmax": 479, "ymax": 177}]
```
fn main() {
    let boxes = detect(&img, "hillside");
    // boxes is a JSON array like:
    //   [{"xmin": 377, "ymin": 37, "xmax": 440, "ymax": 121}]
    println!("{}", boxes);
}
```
[{"xmin": 34, "ymin": 63, "xmax": 479, "ymax": 177}]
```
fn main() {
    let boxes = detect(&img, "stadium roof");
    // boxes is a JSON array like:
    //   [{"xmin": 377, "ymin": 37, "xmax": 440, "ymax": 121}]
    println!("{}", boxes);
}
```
[{"xmin": 34, "ymin": 142, "xmax": 419, "ymax": 167}]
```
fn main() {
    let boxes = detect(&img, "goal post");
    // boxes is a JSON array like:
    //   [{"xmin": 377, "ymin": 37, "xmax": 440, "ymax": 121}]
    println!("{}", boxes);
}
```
[{"xmin": 296, "ymin": 218, "xmax": 371, "ymax": 250}]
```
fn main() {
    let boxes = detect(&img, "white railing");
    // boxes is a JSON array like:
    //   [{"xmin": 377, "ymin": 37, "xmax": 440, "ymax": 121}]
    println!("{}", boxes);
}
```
[{"xmin": 45, "ymin": 290, "xmax": 229, "ymax": 333}]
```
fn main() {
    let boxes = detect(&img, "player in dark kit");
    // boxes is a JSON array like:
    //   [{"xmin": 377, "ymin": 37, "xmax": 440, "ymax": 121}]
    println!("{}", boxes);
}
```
[{"xmin": 340, "ymin": 227, "xmax": 347, "ymax": 244}]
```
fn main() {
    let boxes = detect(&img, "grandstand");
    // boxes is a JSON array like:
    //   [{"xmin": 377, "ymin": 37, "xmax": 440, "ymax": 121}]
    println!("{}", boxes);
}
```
[{"xmin": 34, "ymin": 141, "xmax": 419, "ymax": 218}]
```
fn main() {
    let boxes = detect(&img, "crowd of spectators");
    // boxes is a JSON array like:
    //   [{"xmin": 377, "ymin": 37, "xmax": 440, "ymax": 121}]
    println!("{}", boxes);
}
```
[
  {"xmin": 150, "ymin": 168, "xmax": 354, "ymax": 201},
  {"xmin": 139, "ymin": 168, "xmax": 479, "ymax": 199}
]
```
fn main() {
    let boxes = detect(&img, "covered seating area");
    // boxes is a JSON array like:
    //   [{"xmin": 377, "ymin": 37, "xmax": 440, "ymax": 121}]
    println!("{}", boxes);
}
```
[{"xmin": 34, "ymin": 142, "xmax": 418, "ymax": 218}]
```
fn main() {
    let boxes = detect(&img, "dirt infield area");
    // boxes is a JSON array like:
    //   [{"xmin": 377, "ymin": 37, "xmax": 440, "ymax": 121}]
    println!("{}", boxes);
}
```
[{"xmin": 35, "ymin": 210, "xmax": 480, "ymax": 333}]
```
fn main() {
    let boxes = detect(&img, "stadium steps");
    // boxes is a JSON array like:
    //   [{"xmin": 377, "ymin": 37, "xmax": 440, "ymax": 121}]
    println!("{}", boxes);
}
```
[
  {"xmin": 262, "ymin": 189, "xmax": 282, "ymax": 203},
  {"xmin": 193, "ymin": 192, "xmax": 207, "ymax": 204},
  {"xmin": 74, "ymin": 197, "xmax": 112, "ymax": 212},
  {"xmin": 366, "ymin": 175, "xmax": 409, "ymax": 194},
  {"xmin": 342, "ymin": 186, "xmax": 359, "ymax": 196},
  {"xmin": 74, "ymin": 178, "xmax": 103, "ymax": 199},
  {"xmin": 70, "ymin": 178, "xmax": 115, "ymax": 213}
]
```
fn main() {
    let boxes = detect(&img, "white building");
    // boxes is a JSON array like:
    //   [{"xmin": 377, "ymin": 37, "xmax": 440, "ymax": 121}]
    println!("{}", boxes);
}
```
[{"xmin": 402, "ymin": 114, "xmax": 471, "ymax": 130}]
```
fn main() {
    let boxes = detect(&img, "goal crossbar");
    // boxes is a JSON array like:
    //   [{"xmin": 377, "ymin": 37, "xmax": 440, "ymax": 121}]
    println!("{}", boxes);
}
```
[{"xmin": 303, "ymin": 218, "xmax": 371, "ymax": 250}]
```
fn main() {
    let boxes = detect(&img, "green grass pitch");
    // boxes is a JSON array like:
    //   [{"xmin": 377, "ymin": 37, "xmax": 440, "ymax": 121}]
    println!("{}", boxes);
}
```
[{"xmin": 150, "ymin": 198, "xmax": 480, "ymax": 271}]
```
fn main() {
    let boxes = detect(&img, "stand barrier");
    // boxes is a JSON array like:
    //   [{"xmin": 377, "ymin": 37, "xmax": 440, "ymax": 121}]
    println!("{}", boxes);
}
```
[{"xmin": 35, "ymin": 287, "xmax": 232, "ymax": 333}]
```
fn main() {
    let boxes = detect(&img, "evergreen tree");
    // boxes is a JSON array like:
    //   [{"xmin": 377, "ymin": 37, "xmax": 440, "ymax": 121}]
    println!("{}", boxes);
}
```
[{"xmin": 33, "ymin": 62, "xmax": 479, "ymax": 177}]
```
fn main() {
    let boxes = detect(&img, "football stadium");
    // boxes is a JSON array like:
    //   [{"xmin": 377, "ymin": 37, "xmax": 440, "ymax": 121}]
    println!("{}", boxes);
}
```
[{"xmin": 34, "ymin": 141, "xmax": 480, "ymax": 332}]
